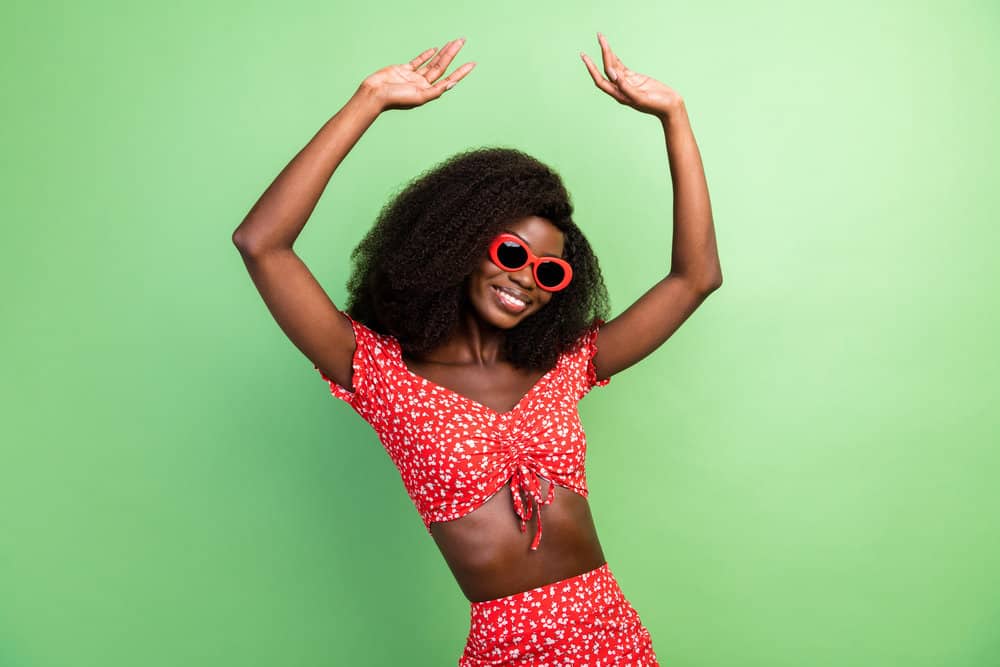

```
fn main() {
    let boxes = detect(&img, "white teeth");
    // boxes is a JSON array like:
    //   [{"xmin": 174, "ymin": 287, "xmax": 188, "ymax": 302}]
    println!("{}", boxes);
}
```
[{"xmin": 494, "ymin": 286, "xmax": 526, "ymax": 307}]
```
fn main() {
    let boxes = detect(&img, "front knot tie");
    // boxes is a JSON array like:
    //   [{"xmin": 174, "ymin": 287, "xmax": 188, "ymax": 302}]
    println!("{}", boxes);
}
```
[{"xmin": 509, "ymin": 463, "xmax": 556, "ymax": 550}]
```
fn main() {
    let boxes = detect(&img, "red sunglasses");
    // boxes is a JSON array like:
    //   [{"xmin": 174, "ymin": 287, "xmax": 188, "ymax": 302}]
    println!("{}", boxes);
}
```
[{"xmin": 488, "ymin": 233, "xmax": 573, "ymax": 292}]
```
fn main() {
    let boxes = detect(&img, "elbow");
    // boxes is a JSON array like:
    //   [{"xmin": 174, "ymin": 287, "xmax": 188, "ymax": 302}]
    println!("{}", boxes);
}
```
[
  {"xmin": 690, "ymin": 270, "xmax": 723, "ymax": 294},
  {"xmin": 232, "ymin": 224, "xmax": 291, "ymax": 258},
  {"xmin": 231, "ymin": 224, "xmax": 252, "ymax": 253},
  {"xmin": 675, "ymin": 260, "xmax": 723, "ymax": 294},
  {"xmin": 231, "ymin": 230, "xmax": 247, "ymax": 252},
  {"xmin": 700, "ymin": 260, "xmax": 724, "ymax": 292},
  {"xmin": 669, "ymin": 270, "xmax": 723, "ymax": 296},
  {"xmin": 232, "ymin": 229, "xmax": 266, "ymax": 257},
  {"xmin": 702, "ymin": 273, "xmax": 723, "ymax": 293},
  {"xmin": 231, "ymin": 215, "xmax": 266, "ymax": 255}
]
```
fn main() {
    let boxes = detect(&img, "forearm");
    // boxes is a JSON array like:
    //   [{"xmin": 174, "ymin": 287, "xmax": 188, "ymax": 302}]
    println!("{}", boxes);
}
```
[
  {"xmin": 659, "ymin": 103, "xmax": 722, "ymax": 289},
  {"xmin": 232, "ymin": 85, "xmax": 383, "ymax": 255}
]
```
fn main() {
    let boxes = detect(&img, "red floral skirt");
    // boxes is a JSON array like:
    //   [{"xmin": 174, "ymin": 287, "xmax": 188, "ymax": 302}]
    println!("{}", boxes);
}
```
[{"xmin": 458, "ymin": 562, "xmax": 659, "ymax": 666}]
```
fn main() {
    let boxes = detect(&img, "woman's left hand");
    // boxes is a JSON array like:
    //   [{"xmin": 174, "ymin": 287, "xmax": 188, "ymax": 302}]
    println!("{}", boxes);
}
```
[{"xmin": 581, "ymin": 33, "xmax": 684, "ymax": 119}]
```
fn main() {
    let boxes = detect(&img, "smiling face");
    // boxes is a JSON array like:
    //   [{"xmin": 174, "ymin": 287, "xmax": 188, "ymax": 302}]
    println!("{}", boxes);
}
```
[{"xmin": 466, "ymin": 216, "xmax": 567, "ymax": 328}]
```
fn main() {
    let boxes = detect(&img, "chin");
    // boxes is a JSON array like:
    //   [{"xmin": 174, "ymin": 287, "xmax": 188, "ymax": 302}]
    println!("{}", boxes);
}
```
[{"xmin": 482, "ymin": 304, "xmax": 526, "ymax": 330}]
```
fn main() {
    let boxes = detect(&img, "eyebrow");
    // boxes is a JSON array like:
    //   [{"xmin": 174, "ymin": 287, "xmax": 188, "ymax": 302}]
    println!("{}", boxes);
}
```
[{"xmin": 502, "ymin": 229, "xmax": 565, "ymax": 258}]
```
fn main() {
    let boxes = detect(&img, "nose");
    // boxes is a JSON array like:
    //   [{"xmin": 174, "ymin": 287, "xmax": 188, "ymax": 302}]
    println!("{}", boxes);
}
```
[{"xmin": 508, "ymin": 264, "xmax": 535, "ymax": 289}]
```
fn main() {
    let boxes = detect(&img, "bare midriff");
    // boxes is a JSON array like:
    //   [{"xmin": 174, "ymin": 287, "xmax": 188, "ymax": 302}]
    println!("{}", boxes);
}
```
[{"xmin": 430, "ymin": 474, "xmax": 606, "ymax": 603}]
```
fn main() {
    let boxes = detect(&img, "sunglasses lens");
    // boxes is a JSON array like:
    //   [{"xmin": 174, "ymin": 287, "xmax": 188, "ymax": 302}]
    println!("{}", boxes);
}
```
[
  {"xmin": 535, "ymin": 261, "xmax": 566, "ymax": 288},
  {"xmin": 496, "ymin": 241, "xmax": 528, "ymax": 269}
]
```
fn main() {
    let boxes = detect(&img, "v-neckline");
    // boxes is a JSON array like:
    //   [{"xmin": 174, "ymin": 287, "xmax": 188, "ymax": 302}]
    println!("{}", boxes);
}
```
[{"xmin": 393, "ymin": 338, "xmax": 560, "ymax": 417}]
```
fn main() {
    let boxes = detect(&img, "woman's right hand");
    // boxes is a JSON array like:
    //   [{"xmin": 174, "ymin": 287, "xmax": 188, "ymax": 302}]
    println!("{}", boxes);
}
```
[{"xmin": 361, "ymin": 38, "xmax": 476, "ymax": 112}]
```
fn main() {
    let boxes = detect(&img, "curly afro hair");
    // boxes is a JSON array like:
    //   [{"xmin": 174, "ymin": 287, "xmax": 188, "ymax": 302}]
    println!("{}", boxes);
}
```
[{"xmin": 344, "ymin": 146, "xmax": 610, "ymax": 371}]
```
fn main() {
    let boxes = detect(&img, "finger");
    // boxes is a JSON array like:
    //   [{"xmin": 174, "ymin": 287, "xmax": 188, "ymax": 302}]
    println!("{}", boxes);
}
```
[
  {"xmin": 406, "ymin": 47, "xmax": 439, "ymax": 71},
  {"xmin": 597, "ymin": 32, "xmax": 631, "ymax": 83},
  {"xmin": 415, "ymin": 42, "xmax": 451, "ymax": 75},
  {"xmin": 580, "ymin": 52, "xmax": 628, "ymax": 104},
  {"xmin": 596, "ymin": 32, "xmax": 619, "ymax": 82},
  {"xmin": 418, "ymin": 38, "xmax": 466, "ymax": 82},
  {"xmin": 597, "ymin": 32, "xmax": 625, "ymax": 69},
  {"xmin": 436, "ymin": 61, "xmax": 477, "ymax": 92},
  {"xmin": 417, "ymin": 61, "xmax": 476, "ymax": 105}
]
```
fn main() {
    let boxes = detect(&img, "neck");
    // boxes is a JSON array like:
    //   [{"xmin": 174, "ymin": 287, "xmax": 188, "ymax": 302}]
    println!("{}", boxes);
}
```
[{"xmin": 423, "ymin": 306, "xmax": 508, "ymax": 366}]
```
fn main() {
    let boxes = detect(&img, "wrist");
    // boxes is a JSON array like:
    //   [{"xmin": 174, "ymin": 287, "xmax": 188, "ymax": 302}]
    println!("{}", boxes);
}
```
[
  {"xmin": 656, "ymin": 99, "xmax": 687, "ymax": 124},
  {"xmin": 351, "ymin": 82, "xmax": 385, "ymax": 117}
]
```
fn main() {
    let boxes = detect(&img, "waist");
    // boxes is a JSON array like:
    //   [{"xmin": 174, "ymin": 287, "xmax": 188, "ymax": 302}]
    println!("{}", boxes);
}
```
[{"xmin": 430, "ymin": 480, "xmax": 606, "ymax": 602}]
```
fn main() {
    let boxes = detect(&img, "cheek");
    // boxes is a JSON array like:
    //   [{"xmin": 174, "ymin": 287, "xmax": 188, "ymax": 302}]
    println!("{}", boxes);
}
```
[
  {"xmin": 467, "ymin": 263, "xmax": 497, "ymax": 296},
  {"xmin": 472, "ymin": 260, "xmax": 503, "ymax": 286},
  {"xmin": 535, "ymin": 293, "xmax": 553, "ymax": 309}
]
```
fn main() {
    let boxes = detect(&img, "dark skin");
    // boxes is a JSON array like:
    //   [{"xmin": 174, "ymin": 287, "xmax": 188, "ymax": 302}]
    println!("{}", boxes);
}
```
[
  {"xmin": 403, "ymin": 215, "xmax": 606, "ymax": 601},
  {"xmin": 232, "ymin": 34, "xmax": 722, "ymax": 603}
]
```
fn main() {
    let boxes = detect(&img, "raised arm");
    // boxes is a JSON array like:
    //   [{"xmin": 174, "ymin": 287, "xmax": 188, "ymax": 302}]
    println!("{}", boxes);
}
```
[
  {"xmin": 580, "ymin": 33, "xmax": 723, "ymax": 381},
  {"xmin": 232, "ymin": 39, "xmax": 475, "ymax": 392}
]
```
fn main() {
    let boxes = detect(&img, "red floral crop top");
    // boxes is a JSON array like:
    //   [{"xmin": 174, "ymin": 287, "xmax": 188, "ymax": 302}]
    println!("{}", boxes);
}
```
[{"xmin": 315, "ymin": 313, "xmax": 610, "ymax": 550}]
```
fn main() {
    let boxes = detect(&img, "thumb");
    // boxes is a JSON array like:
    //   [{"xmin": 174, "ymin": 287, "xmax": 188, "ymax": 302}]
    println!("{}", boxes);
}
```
[
  {"xmin": 611, "ymin": 67, "xmax": 640, "ymax": 100},
  {"xmin": 611, "ymin": 67, "xmax": 630, "ymax": 86}
]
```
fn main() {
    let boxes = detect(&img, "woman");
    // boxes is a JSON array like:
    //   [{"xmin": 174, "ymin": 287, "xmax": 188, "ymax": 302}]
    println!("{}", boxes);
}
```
[{"xmin": 233, "ymin": 33, "xmax": 721, "ymax": 666}]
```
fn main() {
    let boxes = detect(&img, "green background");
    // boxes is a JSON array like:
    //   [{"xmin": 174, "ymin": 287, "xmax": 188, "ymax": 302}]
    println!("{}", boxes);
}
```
[{"xmin": 3, "ymin": 0, "xmax": 998, "ymax": 665}]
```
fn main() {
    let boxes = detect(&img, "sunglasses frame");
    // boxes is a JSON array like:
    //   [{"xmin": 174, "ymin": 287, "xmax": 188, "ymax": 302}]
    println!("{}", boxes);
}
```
[{"xmin": 487, "ymin": 233, "xmax": 573, "ymax": 292}]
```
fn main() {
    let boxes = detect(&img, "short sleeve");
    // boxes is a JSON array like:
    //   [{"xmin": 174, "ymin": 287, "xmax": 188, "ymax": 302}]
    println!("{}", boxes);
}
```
[
  {"xmin": 568, "ymin": 318, "xmax": 610, "ymax": 400},
  {"xmin": 583, "ymin": 318, "xmax": 611, "ymax": 390},
  {"xmin": 313, "ymin": 312, "xmax": 387, "ymax": 410}
]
